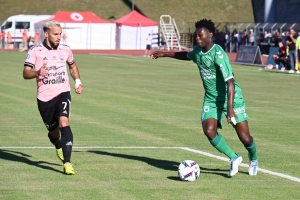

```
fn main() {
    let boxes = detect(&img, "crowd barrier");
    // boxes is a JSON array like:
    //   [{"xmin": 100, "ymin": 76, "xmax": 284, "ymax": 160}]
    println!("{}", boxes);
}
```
[{"xmin": 234, "ymin": 45, "xmax": 263, "ymax": 65}]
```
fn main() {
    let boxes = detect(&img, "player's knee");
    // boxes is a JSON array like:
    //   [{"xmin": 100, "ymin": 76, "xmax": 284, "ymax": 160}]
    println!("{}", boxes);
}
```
[
  {"xmin": 59, "ymin": 122, "xmax": 69, "ymax": 128},
  {"xmin": 203, "ymin": 127, "xmax": 217, "ymax": 140},
  {"xmin": 59, "ymin": 117, "xmax": 69, "ymax": 128},
  {"xmin": 203, "ymin": 127, "xmax": 215, "ymax": 135},
  {"xmin": 241, "ymin": 135, "xmax": 252, "ymax": 146}
]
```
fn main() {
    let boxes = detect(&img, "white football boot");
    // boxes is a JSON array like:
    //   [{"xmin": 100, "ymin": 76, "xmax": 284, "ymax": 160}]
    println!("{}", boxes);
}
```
[
  {"xmin": 229, "ymin": 155, "xmax": 243, "ymax": 177},
  {"xmin": 248, "ymin": 153, "xmax": 258, "ymax": 176}
]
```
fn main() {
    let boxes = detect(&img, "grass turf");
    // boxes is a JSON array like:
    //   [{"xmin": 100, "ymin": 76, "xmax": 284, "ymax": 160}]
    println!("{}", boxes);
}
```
[{"xmin": 0, "ymin": 52, "xmax": 300, "ymax": 200}]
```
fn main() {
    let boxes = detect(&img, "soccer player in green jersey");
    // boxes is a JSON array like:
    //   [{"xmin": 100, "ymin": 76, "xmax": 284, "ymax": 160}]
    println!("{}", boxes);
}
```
[{"xmin": 151, "ymin": 19, "xmax": 258, "ymax": 176}]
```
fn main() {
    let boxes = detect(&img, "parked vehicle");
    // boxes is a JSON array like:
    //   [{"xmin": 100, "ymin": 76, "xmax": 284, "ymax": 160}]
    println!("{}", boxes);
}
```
[{"xmin": 1, "ymin": 14, "xmax": 52, "ymax": 48}]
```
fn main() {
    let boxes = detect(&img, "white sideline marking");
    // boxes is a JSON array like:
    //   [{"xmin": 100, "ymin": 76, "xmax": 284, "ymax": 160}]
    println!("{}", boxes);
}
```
[
  {"xmin": 1, "ymin": 146, "xmax": 300, "ymax": 183},
  {"xmin": 0, "ymin": 146, "xmax": 180, "ymax": 149},
  {"xmin": 90, "ymin": 54, "xmax": 146, "ymax": 62},
  {"xmin": 181, "ymin": 147, "xmax": 300, "ymax": 183}
]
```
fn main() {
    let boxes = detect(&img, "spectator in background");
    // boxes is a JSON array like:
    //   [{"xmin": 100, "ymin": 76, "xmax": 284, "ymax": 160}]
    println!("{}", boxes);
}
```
[
  {"xmin": 0, "ymin": 30, "xmax": 3, "ymax": 48},
  {"xmin": 257, "ymin": 29, "xmax": 265, "ymax": 53},
  {"xmin": 144, "ymin": 33, "xmax": 152, "ymax": 57},
  {"xmin": 295, "ymin": 30, "xmax": 300, "ymax": 73},
  {"xmin": 214, "ymin": 29, "xmax": 224, "ymax": 49},
  {"xmin": 6, "ymin": 32, "xmax": 12, "ymax": 48},
  {"xmin": 286, "ymin": 28, "xmax": 298, "ymax": 73},
  {"xmin": 19, "ymin": 35, "xmax": 34, "ymax": 52},
  {"xmin": 241, "ymin": 30, "xmax": 248, "ymax": 46},
  {"xmin": 237, "ymin": 31, "xmax": 242, "ymax": 50},
  {"xmin": 248, "ymin": 29, "xmax": 255, "ymax": 46},
  {"xmin": 220, "ymin": 31, "xmax": 226, "ymax": 50},
  {"xmin": 281, "ymin": 32, "xmax": 287, "ymax": 46},
  {"xmin": 230, "ymin": 29, "xmax": 237, "ymax": 52},
  {"xmin": 224, "ymin": 31, "xmax": 230, "ymax": 52},
  {"xmin": 272, "ymin": 30, "xmax": 281, "ymax": 47},
  {"xmin": 261, "ymin": 30, "xmax": 271, "ymax": 55},
  {"xmin": 1, "ymin": 30, "xmax": 4, "ymax": 48},
  {"xmin": 34, "ymin": 29, "xmax": 40, "ymax": 45},
  {"xmin": 272, "ymin": 41, "xmax": 290, "ymax": 71},
  {"xmin": 22, "ymin": 30, "xmax": 28, "ymax": 49},
  {"xmin": 264, "ymin": 30, "xmax": 272, "ymax": 44},
  {"xmin": 27, "ymin": 36, "xmax": 34, "ymax": 49}
]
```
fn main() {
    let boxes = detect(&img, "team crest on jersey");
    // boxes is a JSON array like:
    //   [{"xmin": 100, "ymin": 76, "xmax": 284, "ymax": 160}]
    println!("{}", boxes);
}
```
[
  {"xmin": 59, "ymin": 56, "xmax": 64, "ymax": 60},
  {"xmin": 26, "ymin": 54, "xmax": 30, "ymax": 59},
  {"xmin": 203, "ymin": 106, "xmax": 210, "ymax": 112},
  {"xmin": 204, "ymin": 55, "xmax": 212, "ymax": 67}
]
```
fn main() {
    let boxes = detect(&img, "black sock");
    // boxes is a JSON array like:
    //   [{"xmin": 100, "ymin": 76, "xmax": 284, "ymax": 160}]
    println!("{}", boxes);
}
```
[
  {"xmin": 48, "ymin": 133, "xmax": 61, "ymax": 149},
  {"xmin": 60, "ymin": 126, "xmax": 73, "ymax": 163}
]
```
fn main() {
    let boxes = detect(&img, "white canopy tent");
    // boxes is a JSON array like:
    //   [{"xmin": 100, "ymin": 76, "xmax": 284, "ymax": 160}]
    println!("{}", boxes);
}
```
[{"xmin": 35, "ymin": 11, "xmax": 116, "ymax": 49}]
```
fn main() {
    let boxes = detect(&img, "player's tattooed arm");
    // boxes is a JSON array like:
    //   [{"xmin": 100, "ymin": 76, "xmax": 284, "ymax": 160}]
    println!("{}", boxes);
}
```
[
  {"xmin": 69, "ymin": 63, "xmax": 80, "ymax": 81},
  {"xmin": 69, "ymin": 62, "xmax": 83, "ymax": 94}
]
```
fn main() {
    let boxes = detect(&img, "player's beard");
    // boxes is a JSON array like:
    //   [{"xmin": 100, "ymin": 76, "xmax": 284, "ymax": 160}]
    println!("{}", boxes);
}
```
[{"xmin": 49, "ymin": 40, "xmax": 59, "ymax": 49}]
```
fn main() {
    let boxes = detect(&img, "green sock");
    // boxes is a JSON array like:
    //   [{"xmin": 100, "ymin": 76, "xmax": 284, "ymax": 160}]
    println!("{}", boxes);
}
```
[
  {"xmin": 210, "ymin": 133, "xmax": 237, "ymax": 159},
  {"xmin": 245, "ymin": 137, "xmax": 258, "ymax": 161}
]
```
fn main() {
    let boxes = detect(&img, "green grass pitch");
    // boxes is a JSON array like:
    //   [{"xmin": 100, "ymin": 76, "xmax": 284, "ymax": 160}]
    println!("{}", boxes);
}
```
[{"xmin": 0, "ymin": 52, "xmax": 299, "ymax": 200}]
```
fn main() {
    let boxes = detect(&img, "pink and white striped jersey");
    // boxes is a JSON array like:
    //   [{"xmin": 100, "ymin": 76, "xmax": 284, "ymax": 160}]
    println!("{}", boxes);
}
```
[{"xmin": 24, "ymin": 41, "xmax": 75, "ymax": 102}]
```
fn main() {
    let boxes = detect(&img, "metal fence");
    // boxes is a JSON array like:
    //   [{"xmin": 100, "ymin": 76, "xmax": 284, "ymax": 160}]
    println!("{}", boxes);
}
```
[
  {"xmin": 217, "ymin": 22, "xmax": 300, "ymax": 34},
  {"xmin": 180, "ymin": 22, "xmax": 300, "ymax": 53}
]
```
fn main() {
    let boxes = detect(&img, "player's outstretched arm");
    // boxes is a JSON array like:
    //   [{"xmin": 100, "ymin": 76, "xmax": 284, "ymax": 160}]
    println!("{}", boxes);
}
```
[{"xmin": 151, "ymin": 51, "xmax": 191, "ymax": 61}]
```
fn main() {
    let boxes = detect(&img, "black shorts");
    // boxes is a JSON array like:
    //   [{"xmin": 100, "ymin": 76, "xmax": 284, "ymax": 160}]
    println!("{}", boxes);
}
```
[
  {"xmin": 37, "ymin": 91, "xmax": 71, "ymax": 131},
  {"xmin": 146, "ymin": 44, "xmax": 151, "ymax": 50}
]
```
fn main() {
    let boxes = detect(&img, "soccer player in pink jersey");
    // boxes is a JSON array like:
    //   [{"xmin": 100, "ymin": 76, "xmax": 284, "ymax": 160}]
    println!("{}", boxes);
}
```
[{"xmin": 23, "ymin": 20, "xmax": 83, "ymax": 175}]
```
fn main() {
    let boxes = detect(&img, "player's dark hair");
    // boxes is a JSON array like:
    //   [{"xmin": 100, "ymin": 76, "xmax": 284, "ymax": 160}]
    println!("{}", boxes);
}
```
[{"xmin": 195, "ymin": 19, "xmax": 215, "ymax": 33}]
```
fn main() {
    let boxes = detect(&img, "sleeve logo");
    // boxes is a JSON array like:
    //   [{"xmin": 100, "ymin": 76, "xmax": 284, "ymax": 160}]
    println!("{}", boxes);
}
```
[
  {"xmin": 26, "ymin": 54, "xmax": 30, "ymax": 59},
  {"xmin": 216, "ymin": 51, "xmax": 223, "ymax": 59}
]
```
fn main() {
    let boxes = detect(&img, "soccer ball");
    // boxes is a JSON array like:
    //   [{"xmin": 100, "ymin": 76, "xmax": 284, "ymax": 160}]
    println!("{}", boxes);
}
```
[{"xmin": 178, "ymin": 160, "xmax": 200, "ymax": 182}]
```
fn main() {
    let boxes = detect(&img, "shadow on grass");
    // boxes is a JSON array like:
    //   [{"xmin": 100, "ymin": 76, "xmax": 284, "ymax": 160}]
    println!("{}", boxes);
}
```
[
  {"xmin": 168, "ymin": 167, "xmax": 231, "ymax": 181},
  {"xmin": 199, "ymin": 167, "xmax": 232, "ymax": 178},
  {"xmin": 167, "ymin": 166, "xmax": 248, "ymax": 181},
  {"xmin": 87, "ymin": 150, "xmax": 242, "ymax": 180},
  {"xmin": 88, "ymin": 150, "xmax": 179, "ymax": 171},
  {"xmin": 0, "ymin": 149, "xmax": 63, "ymax": 174}
]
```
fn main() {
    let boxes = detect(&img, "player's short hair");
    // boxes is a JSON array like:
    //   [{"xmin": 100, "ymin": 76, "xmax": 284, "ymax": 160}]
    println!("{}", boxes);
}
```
[
  {"xmin": 43, "ymin": 20, "xmax": 61, "ymax": 32},
  {"xmin": 195, "ymin": 19, "xmax": 215, "ymax": 33}
]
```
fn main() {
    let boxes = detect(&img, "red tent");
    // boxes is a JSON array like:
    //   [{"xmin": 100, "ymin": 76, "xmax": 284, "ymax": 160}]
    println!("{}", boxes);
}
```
[
  {"xmin": 115, "ymin": 10, "xmax": 158, "ymax": 49},
  {"xmin": 115, "ymin": 10, "xmax": 158, "ymax": 27},
  {"xmin": 50, "ymin": 11, "xmax": 110, "ymax": 23}
]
